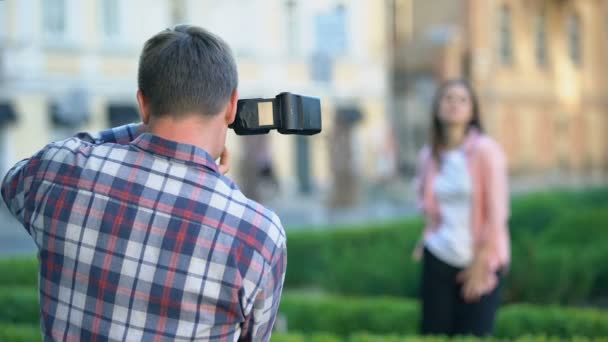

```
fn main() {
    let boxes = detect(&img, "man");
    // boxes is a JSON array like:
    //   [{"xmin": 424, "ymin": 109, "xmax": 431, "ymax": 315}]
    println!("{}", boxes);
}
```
[{"xmin": 1, "ymin": 25, "xmax": 286, "ymax": 341}]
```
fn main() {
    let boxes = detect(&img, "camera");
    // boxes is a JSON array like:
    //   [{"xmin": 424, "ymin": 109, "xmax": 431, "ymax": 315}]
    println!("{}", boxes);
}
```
[{"xmin": 229, "ymin": 92, "xmax": 322, "ymax": 135}]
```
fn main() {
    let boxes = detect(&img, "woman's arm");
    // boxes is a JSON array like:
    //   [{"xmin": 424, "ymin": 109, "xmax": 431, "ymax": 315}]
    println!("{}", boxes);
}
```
[
  {"xmin": 412, "ymin": 147, "xmax": 437, "ymax": 260},
  {"xmin": 459, "ymin": 138, "xmax": 509, "ymax": 301},
  {"xmin": 476, "ymin": 138, "xmax": 509, "ymax": 270}
]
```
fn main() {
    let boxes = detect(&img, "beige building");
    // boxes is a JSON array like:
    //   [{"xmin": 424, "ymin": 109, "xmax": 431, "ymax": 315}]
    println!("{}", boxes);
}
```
[
  {"xmin": 391, "ymin": 0, "xmax": 608, "ymax": 183},
  {"xmin": 0, "ymin": 0, "xmax": 394, "ymax": 207}
]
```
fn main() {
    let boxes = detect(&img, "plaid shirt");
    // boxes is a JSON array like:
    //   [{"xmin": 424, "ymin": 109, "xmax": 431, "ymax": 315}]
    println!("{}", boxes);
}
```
[{"xmin": 1, "ymin": 124, "xmax": 287, "ymax": 342}]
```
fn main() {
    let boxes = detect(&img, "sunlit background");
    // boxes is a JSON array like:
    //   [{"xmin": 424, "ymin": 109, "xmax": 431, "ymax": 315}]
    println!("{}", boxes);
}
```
[{"xmin": 0, "ymin": 0, "xmax": 607, "ymax": 341}]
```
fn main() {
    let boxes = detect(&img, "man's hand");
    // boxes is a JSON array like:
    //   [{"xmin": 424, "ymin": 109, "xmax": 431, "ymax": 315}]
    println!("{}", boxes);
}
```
[{"xmin": 218, "ymin": 147, "xmax": 231, "ymax": 175}]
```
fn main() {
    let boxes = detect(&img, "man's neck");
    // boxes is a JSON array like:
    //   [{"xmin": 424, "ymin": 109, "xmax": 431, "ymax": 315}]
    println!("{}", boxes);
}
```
[{"xmin": 147, "ymin": 114, "xmax": 225, "ymax": 159}]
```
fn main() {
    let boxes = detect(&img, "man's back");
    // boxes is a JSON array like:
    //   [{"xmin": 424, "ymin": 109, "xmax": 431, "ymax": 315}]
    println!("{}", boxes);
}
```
[{"xmin": 1, "ymin": 124, "xmax": 286, "ymax": 341}]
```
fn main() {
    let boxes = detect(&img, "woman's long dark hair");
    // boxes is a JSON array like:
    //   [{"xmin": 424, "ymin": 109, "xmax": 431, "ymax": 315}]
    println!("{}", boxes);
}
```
[{"xmin": 430, "ymin": 79, "xmax": 484, "ymax": 163}]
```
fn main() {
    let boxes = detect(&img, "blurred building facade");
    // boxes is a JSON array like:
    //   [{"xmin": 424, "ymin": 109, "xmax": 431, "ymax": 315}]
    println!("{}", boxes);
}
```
[
  {"xmin": 0, "ymin": 0, "xmax": 394, "ymax": 208},
  {"xmin": 2, "ymin": 0, "xmax": 604, "ymax": 219},
  {"xmin": 391, "ymin": 0, "xmax": 608, "ymax": 184}
]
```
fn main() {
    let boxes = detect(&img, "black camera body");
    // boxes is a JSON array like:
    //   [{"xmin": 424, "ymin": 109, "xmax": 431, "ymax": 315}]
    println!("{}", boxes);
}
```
[{"xmin": 229, "ymin": 93, "xmax": 322, "ymax": 136}]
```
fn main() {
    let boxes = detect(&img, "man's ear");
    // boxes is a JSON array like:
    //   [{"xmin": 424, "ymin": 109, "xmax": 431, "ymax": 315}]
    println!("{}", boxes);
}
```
[
  {"xmin": 225, "ymin": 89, "xmax": 238, "ymax": 125},
  {"xmin": 137, "ymin": 90, "xmax": 151, "ymax": 124}
]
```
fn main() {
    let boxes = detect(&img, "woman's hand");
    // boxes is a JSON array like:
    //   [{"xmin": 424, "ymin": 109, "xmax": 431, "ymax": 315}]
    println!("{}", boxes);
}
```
[
  {"xmin": 218, "ymin": 147, "xmax": 231, "ymax": 175},
  {"xmin": 456, "ymin": 258, "xmax": 497, "ymax": 302},
  {"xmin": 412, "ymin": 242, "xmax": 424, "ymax": 262}
]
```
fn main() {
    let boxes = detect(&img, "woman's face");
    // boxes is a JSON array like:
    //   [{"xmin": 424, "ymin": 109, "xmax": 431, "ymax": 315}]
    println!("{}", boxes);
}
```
[{"xmin": 438, "ymin": 84, "xmax": 473, "ymax": 126}]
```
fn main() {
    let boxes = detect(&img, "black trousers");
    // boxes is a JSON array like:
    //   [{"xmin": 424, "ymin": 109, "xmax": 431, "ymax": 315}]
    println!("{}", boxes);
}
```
[{"xmin": 420, "ymin": 247, "xmax": 501, "ymax": 337}]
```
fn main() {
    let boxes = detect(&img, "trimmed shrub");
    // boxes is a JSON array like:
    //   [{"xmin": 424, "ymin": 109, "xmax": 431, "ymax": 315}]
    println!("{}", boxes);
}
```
[
  {"xmin": 278, "ymin": 292, "xmax": 608, "ymax": 338},
  {"xmin": 509, "ymin": 188, "xmax": 608, "ymax": 239},
  {"xmin": 0, "ymin": 188, "xmax": 606, "ymax": 314},
  {"xmin": 0, "ymin": 287, "xmax": 40, "ymax": 324},
  {"xmin": 2, "ymin": 288, "xmax": 608, "ymax": 339},
  {"xmin": 282, "ymin": 188, "xmax": 608, "ymax": 304},
  {"xmin": 279, "ymin": 292, "xmax": 418, "ymax": 336},
  {"xmin": 0, "ymin": 258, "xmax": 38, "ymax": 287},
  {"xmin": 497, "ymin": 304, "xmax": 608, "ymax": 338},
  {"xmin": 271, "ymin": 334, "xmax": 607, "ymax": 342},
  {"xmin": 504, "ymin": 208, "xmax": 608, "ymax": 304},
  {"xmin": 0, "ymin": 324, "xmax": 42, "ymax": 342},
  {"xmin": 285, "ymin": 219, "xmax": 423, "ymax": 298}
]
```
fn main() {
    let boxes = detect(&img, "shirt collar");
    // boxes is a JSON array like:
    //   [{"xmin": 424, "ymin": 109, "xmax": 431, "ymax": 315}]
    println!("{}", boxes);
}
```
[{"xmin": 131, "ymin": 133, "xmax": 220, "ymax": 173}]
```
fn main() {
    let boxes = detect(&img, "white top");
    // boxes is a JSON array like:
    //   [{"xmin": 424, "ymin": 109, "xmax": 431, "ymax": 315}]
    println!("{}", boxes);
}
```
[{"xmin": 425, "ymin": 148, "xmax": 474, "ymax": 268}]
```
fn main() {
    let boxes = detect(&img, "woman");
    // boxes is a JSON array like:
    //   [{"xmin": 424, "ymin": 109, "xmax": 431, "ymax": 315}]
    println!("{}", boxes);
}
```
[{"xmin": 412, "ymin": 79, "xmax": 510, "ymax": 336}]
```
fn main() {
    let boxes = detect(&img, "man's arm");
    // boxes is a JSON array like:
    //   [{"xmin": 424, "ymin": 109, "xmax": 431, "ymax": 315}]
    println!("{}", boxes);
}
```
[
  {"xmin": 1, "ymin": 157, "xmax": 41, "ymax": 230},
  {"xmin": 240, "ymin": 244, "xmax": 287, "ymax": 341},
  {"xmin": 1, "ymin": 123, "xmax": 146, "ymax": 227}
]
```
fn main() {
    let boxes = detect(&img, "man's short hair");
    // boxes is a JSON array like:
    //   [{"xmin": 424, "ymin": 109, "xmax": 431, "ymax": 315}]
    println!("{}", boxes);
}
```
[{"xmin": 138, "ymin": 25, "xmax": 238, "ymax": 117}]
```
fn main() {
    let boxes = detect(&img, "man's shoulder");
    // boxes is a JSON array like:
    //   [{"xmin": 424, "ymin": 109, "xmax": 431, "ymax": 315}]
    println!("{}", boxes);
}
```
[
  {"xmin": 37, "ymin": 136, "xmax": 131, "ymax": 163},
  {"xmin": 221, "ymin": 182, "xmax": 286, "ymax": 250}
]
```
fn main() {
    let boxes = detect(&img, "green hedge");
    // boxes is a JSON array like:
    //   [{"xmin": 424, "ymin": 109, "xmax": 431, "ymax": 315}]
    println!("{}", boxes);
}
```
[
  {"xmin": 285, "ymin": 219, "xmax": 422, "ymax": 297},
  {"xmin": 279, "ymin": 292, "xmax": 418, "ymax": 336},
  {"xmin": 4, "ymin": 288, "xmax": 608, "ymax": 338},
  {"xmin": 0, "ymin": 219, "xmax": 424, "ymax": 298},
  {"xmin": 0, "ymin": 324, "xmax": 41, "ymax": 342},
  {"xmin": 509, "ymin": 188, "xmax": 608, "ymax": 234},
  {"xmin": 0, "ymin": 287, "xmax": 40, "ymax": 324},
  {"xmin": 503, "ymin": 207, "xmax": 608, "ymax": 304},
  {"xmin": 278, "ymin": 293, "xmax": 608, "ymax": 338},
  {"xmin": 0, "ymin": 258, "xmax": 38, "ymax": 287},
  {"xmin": 0, "ymin": 188, "xmax": 606, "ymax": 305},
  {"xmin": 284, "ymin": 188, "xmax": 608, "ymax": 304},
  {"xmin": 271, "ymin": 333, "xmax": 344, "ymax": 342},
  {"xmin": 496, "ymin": 304, "xmax": 608, "ymax": 338},
  {"xmin": 271, "ymin": 334, "xmax": 608, "ymax": 342},
  {"xmin": 1, "ymin": 330, "xmax": 605, "ymax": 342}
]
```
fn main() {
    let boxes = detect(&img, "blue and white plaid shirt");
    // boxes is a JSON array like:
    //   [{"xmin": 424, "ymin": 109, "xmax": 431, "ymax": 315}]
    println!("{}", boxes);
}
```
[{"xmin": 1, "ymin": 124, "xmax": 287, "ymax": 341}]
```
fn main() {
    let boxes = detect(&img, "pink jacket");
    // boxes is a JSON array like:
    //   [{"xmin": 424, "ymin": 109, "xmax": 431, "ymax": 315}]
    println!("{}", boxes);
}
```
[{"xmin": 415, "ymin": 129, "xmax": 511, "ymax": 273}]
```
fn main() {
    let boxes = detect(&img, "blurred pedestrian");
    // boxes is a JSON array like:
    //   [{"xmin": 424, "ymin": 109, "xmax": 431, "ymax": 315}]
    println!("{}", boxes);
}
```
[{"xmin": 412, "ymin": 79, "xmax": 510, "ymax": 336}]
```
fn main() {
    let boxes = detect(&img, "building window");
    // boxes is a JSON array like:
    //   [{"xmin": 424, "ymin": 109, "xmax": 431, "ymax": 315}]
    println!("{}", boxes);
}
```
[
  {"xmin": 310, "ymin": 52, "xmax": 333, "ymax": 83},
  {"xmin": 0, "ymin": 126, "xmax": 9, "ymax": 179},
  {"xmin": 311, "ymin": 4, "xmax": 348, "ymax": 83},
  {"xmin": 107, "ymin": 104, "xmax": 140, "ymax": 127},
  {"xmin": 49, "ymin": 91, "xmax": 91, "ymax": 142},
  {"xmin": 285, "ymin": 0, "xmax": 300, "ymax": 57},
  {"xmin": 43, "ymin": 0, "xmax": 66, "ymax": 37},
  {"xmin": 567, "ymin": 13, "xmax": 582, "ymax": 67},
  {"xmin": 0, "ymin": 103, "xmax": 17, "ymax": 178},
  {"xmin": 171, "ymin": 0, "xmax": 187, "ymax": 24},
  {"xmin": 499, "ymin": 5, "xmax": 513, "ymax": 65},
  {"xmin": 49, "ymin": 103, "xmax": 79, "ymax": 142},
  {"xmin": 535, "ymin": 11, "xmax": 548, "ymax": 67},
  {"xmin": 314, "ymin": 4, "xmax": 348, "ymax": 57},
  {"xmin": 0, "ymin": 1, "xmax": 6, "ymax": 41},
  {"xmin": 101, "ymin": 0, "xmax": 120, "ymax": 37}
]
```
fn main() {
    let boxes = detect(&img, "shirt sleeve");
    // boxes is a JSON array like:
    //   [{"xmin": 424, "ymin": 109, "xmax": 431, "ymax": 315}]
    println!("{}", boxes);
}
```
[
  {"xmin": 477, "ymin": 140, "xmax": 510, "ymax": 247},
  {"xmin": 473, "ymin": 139, "xmax": 510, "ymax": 283},
  {"xmin": 414, "ymin": 147, "xmax": 430, "ymax": 214},
  {"xmin": 1, "ymin": 123, "xmax": 146, "ymax": 229},
  {"xmin": 239, "ymin": 243, "xmax": 287, "ymax": 341},
  {"xmin": 1, "ymin": 154, "xmax": 43, "ymax": 230},
  {"xmin": 414, "ymin": 146, "xmax": 439, "ymax": 241}
]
